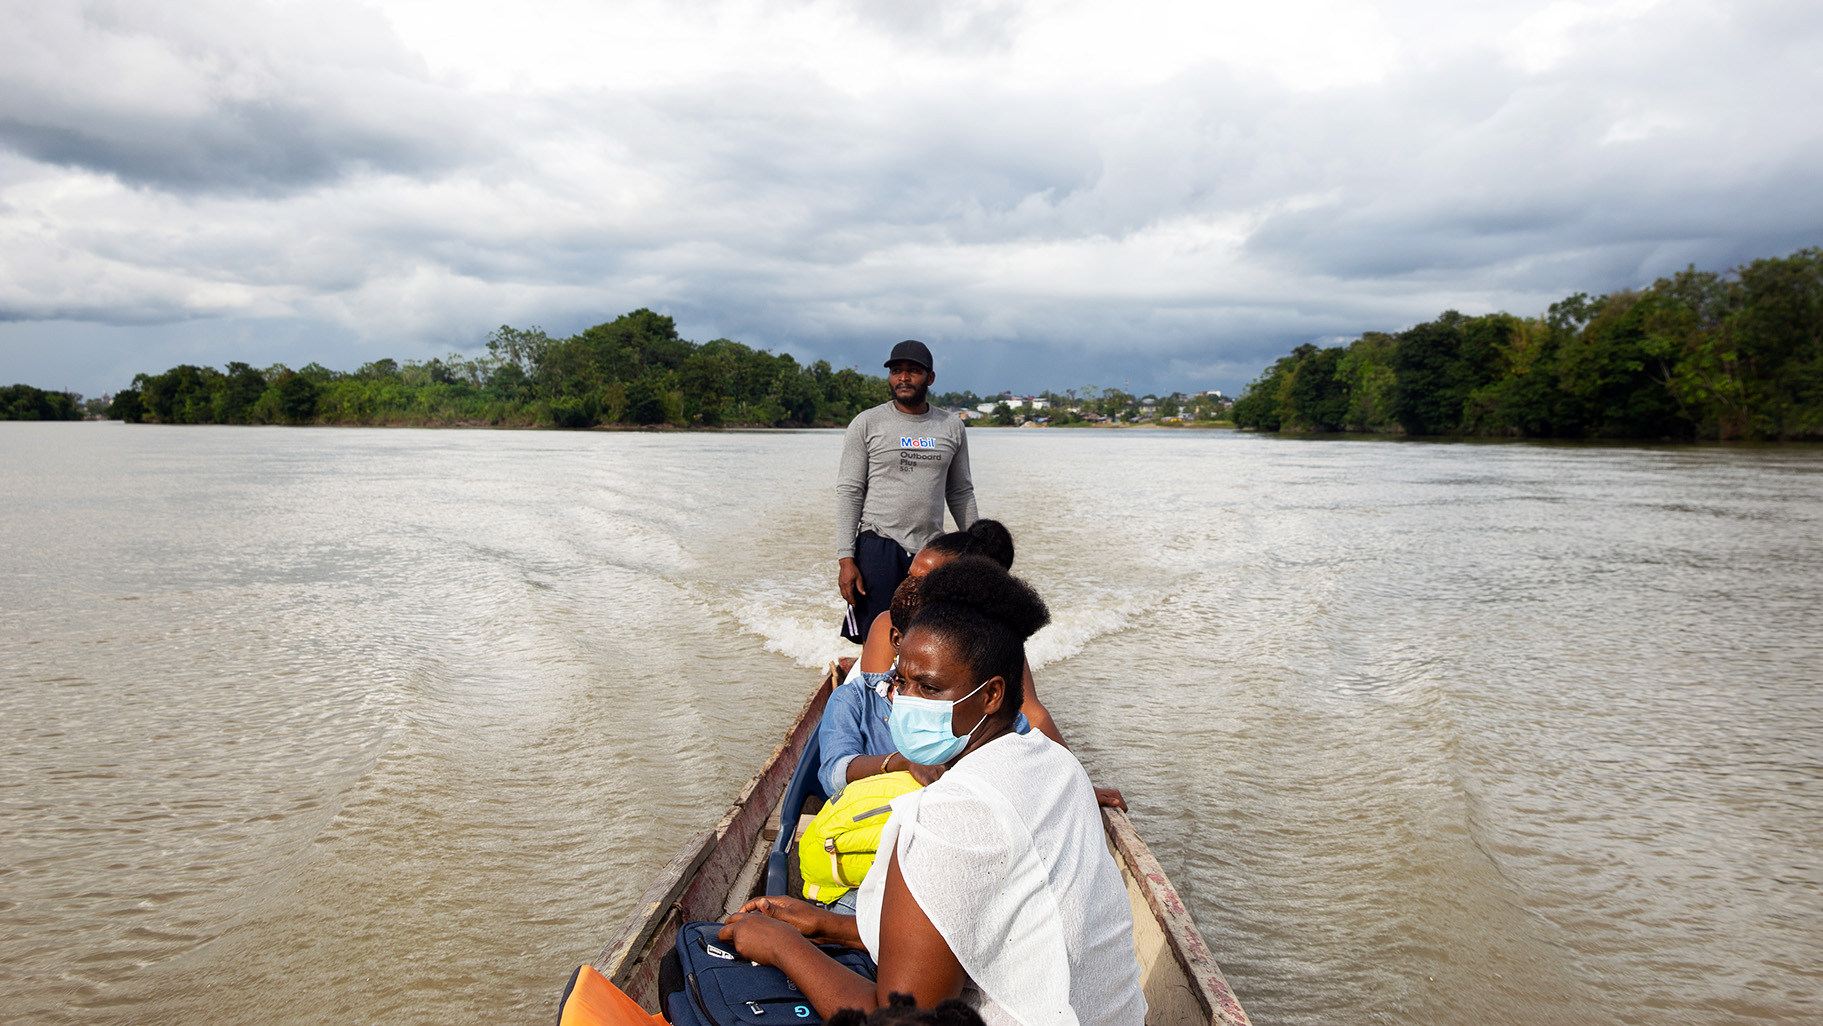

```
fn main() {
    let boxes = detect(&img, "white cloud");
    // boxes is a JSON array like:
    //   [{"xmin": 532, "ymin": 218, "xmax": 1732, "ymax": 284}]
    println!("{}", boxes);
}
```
[
  {"xmin": 1508, "ymin": 0, "xmax": 1672, "ymax": 73},
  {"xmin": 1, "ymin": 0, "xmax": 1821, "ymax": 396}
]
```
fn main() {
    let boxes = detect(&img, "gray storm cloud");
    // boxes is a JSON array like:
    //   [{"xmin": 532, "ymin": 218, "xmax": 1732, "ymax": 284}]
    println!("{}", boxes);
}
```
[
  {"xmin": 0, "ymin": 0, "xmax": 477, "ymax": 194},
  {"xmin": 1, "ymin": 0, "xmax": 1820, "ymax": 396}
]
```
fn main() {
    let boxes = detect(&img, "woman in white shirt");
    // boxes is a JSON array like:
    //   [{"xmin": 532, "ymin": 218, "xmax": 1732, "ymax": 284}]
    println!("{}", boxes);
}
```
[{"xmin": 720, "ymin": 557, "xmax": 1146, "ymax": 1026}]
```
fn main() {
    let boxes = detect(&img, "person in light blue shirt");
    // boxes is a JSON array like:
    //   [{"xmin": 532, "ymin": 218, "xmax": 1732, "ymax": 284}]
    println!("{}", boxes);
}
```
[{"xmin": 816, "ymin": 668, "xmax": 903, "ymax": 799}]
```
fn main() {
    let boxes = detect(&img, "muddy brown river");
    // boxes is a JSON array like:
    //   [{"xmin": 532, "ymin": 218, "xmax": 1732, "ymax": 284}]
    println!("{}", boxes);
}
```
[{"xmin": 3, "ymin": 423, "xmax": 1819, "ymax": 1025}]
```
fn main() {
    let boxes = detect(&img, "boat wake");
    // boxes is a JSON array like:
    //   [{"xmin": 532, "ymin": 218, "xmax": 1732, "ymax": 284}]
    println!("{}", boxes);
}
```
[
  {"xmin": 1027, "ymin": 590, "xmax": 1145, "ymax": 670},
  {"xmin": 680, "ymin": 574, "xmax": 853, "ymax": 670},
  {"xmin": 730, "ymin": 598, "xmax": 854, "ymax": 669},
  {"xmin": 701, "ymin": 575, "xmax": 1146, "ymax": 674}
]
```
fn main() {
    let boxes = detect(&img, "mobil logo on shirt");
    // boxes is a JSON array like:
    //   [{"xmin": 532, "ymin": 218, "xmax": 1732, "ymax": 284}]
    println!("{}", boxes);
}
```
[{"xmin": 899, "ymin": 437, "xmax": 937, "ymax": 449}]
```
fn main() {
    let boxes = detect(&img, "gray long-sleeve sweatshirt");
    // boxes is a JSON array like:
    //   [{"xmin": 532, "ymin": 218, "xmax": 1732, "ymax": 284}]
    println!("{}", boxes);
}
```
[{"xmin": 835, "ymin": 402, "xmax": 978, "ymax": 558}]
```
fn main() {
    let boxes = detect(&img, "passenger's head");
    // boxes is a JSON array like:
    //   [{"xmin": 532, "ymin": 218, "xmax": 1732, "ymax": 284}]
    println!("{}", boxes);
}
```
[
  {"xmin": 896, "ymin": 556, "xmax": 1049, "ymax": 735},
  {"xmin": 909, "ymin": 519, "xmax": 1014, "ymax": 577},
  {"xmin": 887, "ymin": 574, "xmax": 923, "ymax": 650},
  {"xmin": 828, "ymin": 994, "xmax": 985, "ymax": 1026},
  {"xmin": 909, "ymin": 530, "xmax": 972, "ymax": 578}
]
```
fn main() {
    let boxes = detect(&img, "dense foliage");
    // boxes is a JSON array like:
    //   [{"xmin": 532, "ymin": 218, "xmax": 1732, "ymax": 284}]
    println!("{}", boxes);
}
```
[
  {"xmin": 108, "ymin": 309, "xmax": 891, "ymax": 428},
  {"xmin": 1232, "ymin": 247, "xmax": 1823, "ymax": 440},
  {"xmin": 2, "ymin": 384, "xmax": 86, "ymax": 421}
]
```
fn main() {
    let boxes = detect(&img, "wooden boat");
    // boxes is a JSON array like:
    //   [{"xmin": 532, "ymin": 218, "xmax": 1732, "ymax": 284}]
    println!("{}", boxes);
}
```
[{"xmin": 591, "ymin": 661, "xmax": 1251, "ymax": 1026}]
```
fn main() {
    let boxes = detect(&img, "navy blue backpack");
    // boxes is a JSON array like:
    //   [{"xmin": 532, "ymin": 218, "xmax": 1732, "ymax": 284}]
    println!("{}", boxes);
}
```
[{"xmin": 662, "ymin": 921, "xmax": 876, "ymax": 1026}]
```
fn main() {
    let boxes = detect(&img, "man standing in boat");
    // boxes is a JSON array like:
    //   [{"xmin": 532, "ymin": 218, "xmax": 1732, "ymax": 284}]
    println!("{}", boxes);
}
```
[{"xmin": 835, "ymin": 340, "xmax": 977, "ymax": 643}]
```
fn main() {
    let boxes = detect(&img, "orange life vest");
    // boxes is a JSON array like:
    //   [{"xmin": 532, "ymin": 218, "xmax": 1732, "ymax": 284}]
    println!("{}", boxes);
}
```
[{"xmin": 557, "ymin": 965, "xmax": 668, "ymax": 1026}]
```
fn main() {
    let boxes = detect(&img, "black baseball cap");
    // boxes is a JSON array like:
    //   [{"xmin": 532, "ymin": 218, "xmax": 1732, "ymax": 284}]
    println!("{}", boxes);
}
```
[{"xmin": 885, "ymin": 339, "xmax": 933, "ymax": 372}]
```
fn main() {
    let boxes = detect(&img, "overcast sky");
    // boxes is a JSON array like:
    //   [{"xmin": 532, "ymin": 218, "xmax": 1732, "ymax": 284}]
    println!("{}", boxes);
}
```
[{"xmin": 3, "ymin": 0, "xmax": 1820, "ymax": 398}]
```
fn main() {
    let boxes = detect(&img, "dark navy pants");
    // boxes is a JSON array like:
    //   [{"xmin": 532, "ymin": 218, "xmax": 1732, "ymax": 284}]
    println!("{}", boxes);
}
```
[{"xmin": 842, "ymin": 531, "xmax": 913, "ymax": 644}]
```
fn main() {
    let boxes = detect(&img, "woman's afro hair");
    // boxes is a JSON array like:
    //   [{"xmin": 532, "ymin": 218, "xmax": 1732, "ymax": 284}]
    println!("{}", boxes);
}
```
[{"xmin": 907, "ymin": 555, "xmax": 1049, "ymax": 710}]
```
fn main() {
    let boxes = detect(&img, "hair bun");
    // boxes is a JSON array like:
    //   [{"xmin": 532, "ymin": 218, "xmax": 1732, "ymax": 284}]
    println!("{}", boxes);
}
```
[{"xmin": 965, "ymin": 519, "xmax": 1014, "ymax": 569}]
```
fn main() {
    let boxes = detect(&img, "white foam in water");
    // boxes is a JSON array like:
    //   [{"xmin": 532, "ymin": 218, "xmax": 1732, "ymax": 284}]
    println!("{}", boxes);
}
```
[
  {"xmin": 1027, "ymin": 591, "xmax": 1145, "ymax": 670},
  {"xmin": 702, "ymin": 578, "xmax": 853, "ymax": 670},
  {"xmin": 734, "ymin": 599, "xmax": 853, "ymax": 669},
  {"xmin": 702, "ymin": 574, "xmax": 1147, "ymax": 674}
]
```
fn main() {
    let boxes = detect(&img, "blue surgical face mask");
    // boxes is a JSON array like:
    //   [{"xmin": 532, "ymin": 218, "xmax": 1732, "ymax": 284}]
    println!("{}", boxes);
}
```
[{"xmin": 889, "ymin": 678, "xmax": 991, "ymax": 765}]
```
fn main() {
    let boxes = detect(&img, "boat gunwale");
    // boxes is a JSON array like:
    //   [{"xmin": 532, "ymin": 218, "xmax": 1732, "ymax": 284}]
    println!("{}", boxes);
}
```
[
  {"xmin": 593, "ymin": 663, "xmax": 840, "ymax": 1003},
  {"xmin": 1102, "ymin": 806, "xmax": 1251, "ymax": 1026}
]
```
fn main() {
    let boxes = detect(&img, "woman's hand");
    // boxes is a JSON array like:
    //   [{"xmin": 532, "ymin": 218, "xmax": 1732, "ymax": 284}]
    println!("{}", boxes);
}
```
[
  {"xmin": 736, "ymin": 895, "xmax": 827, "ymax": 937},
  {"xmin": 734, "ymin": 895, "xmax": 860, "ymax": 948},
  {"xmin": 906, "ymin": 761, "xmax": 946, "ymax": 786},
  {"xmin": 722, "ymin": 904, "xmax": 876, "ymax": 1016},
  {"xmin": 1094, "ymin": 786, "xmax": 1127, "ymax": 810},
  {"xmin": 720, "ymin": 912, "xmax": 813, "ymax": 967}
]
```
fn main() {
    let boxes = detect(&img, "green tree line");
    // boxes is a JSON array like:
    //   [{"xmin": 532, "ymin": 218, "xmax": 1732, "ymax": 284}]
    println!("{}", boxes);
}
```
[
  {"xmin": 2, "ymin": 384, "xmax": 88, "ymax": 421},
  {"xmin": 107, "ymin": 309, "xmax": 892, "ymax": 428},
  {"xmin": 1231, "ymin": 246, "xmax": 1823, "ymax": 440}
]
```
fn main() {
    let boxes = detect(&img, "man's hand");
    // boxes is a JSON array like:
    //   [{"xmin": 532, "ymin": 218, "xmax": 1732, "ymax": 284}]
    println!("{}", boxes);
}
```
[
  {"xmin": 1094, "ymin": 786, "xmax": 1128, "ymax": 811},
  {"xmin": 838, "ymin": 558, "xmax": 865, "ymax": 606}
]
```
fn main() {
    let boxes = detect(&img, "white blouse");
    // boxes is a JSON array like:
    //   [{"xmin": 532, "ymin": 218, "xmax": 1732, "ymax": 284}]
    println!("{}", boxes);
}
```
[{"xmin": 856, "ymin": 731, "xmax": 1146, "ymax": 1026}]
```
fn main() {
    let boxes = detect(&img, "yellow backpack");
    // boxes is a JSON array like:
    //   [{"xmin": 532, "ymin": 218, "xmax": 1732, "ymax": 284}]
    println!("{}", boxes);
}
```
[{"xmin": 798, "ymin": 771, "xmax": 922, "ymax": 903}]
